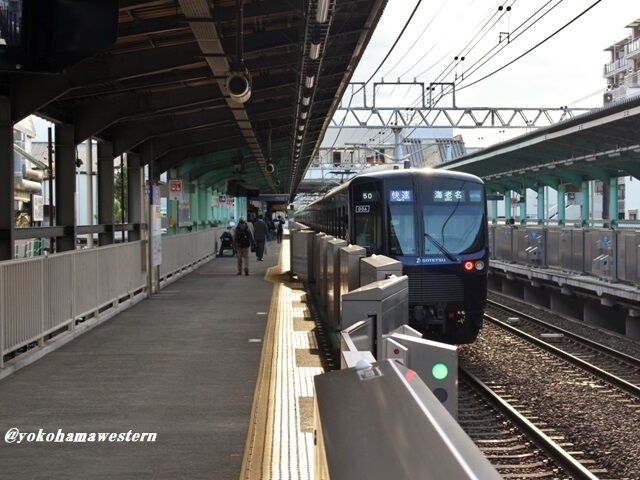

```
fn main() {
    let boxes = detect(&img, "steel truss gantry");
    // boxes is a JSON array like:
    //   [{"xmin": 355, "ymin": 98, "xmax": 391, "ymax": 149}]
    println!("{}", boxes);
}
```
[{"xmin": 328, "ymin": 82, "xmax": 593, "ymax": 129}]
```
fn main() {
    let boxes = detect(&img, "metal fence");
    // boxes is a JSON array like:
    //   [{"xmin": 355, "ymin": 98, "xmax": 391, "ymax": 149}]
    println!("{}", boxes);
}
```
[
  {"xmin": 489, "ymin": 225, "xmax": 640, "ymax": 284},
  {"xmin": 159, "ymin": 230, "xmax": 218, "ymax": 282},
  {"xmin": 1, "ymin": 230, "xmax": 219, "ymax": 367}
]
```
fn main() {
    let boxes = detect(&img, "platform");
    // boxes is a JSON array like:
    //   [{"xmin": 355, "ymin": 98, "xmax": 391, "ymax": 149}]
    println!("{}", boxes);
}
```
[{"xmin": 0, "ymin": 239, "xmax": 304, "ymax": 479}]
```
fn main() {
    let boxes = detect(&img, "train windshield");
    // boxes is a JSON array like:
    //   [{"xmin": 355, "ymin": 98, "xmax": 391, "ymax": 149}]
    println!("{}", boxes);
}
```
[
  {"xmin": 387, "ymin": 181, "xmax": 417, "ymax": 256},
  {"xmin": 421, "ymin": 180, "xmax": 485, "ymax": 255}
]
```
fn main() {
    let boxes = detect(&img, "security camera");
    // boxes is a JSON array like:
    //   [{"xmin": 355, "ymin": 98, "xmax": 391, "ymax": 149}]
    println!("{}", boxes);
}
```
[
  {"xmin": 265, "ymin": 163, "xmax": 275, "ymax": 174},
  {"xmin": 226, "ymin": 69, "xmax": 252, "ymax": 103}
]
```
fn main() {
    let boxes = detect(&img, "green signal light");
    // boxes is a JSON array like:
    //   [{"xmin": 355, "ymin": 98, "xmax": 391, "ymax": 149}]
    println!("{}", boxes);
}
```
[{"xmin": 431, "ymin": 363, "xmax": 449, "ymax": 380}]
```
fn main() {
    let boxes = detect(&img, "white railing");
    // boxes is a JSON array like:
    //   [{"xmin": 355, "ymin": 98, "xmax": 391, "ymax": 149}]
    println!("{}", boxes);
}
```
[
  {"xmin": 159, "ymin": 230, "xmax": 218, "ymax": 281},
  {"xmin": 0, "ymin": 242, "xmax": 146, "ymax": 367},
  {"xmin": 1, "ymin": 230, "xmax": 220, "ymax": 368}
]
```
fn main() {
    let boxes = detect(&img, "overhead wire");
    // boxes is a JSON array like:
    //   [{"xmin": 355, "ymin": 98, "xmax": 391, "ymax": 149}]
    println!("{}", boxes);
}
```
[
  {"xmin": 457, "ymin": 0, "xmax": 603, "ymax": 91},
  {"xmin": 329, "ymin": 0, "xmax": 424, "ymax": 151},
  {"xmin": 379, "ymin": 0, "xmax": 583, "ymax": 150}
]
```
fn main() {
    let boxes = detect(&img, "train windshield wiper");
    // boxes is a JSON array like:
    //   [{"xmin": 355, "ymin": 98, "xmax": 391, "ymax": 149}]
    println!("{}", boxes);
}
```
[{"xmin": 424, "ymin": 233, "xmax": 457, "ymax": 262}]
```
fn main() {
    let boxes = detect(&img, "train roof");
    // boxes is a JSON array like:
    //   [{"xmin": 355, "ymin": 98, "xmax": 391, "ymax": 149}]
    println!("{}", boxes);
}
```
[
  {"xmin": 298, "ymin": 167, "xmax": 483, "ymax": 209},
  {"xmin": 353, "ymin": 166, "xmax": 483, "ymax": 183}
]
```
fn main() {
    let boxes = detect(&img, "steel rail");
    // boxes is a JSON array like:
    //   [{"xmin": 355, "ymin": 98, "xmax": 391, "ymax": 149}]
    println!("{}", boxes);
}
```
[
  {"xmin": 459, "ymin": 367, "xmax": 600, "ymax": 480},
  {"xmin": 487, "ymin": 298, "xmax": 640, "ymax": 368},
  {"xmin": 485, "ymin": 313, "xmax": 640, "ymax": 399}
]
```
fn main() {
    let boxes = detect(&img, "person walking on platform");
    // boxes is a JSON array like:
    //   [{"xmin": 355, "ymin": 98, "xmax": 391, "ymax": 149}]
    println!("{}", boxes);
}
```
[
  {"xmin": 253, "ymin": 215, "xmax": 268, "ymax": 261},
  {"xmin": 234, "ymin": 219, "xmax": 254, "ymax": 275},
  {"xmin": 276, "ymin": 215, "xmax": 284, "ymax": 244}
]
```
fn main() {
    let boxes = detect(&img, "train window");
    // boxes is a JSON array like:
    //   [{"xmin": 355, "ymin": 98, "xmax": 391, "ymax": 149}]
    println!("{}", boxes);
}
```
[
  {"xmin": 352, "ymin": 182, "xmax": 383, "ymax": 254},
  {"xmin": 421, "ymin": 180, "xmax": 486, "ymax": 255},
  {"xmin": 388, "ymin": 202, "xmax": 416, "ymax": 256}
]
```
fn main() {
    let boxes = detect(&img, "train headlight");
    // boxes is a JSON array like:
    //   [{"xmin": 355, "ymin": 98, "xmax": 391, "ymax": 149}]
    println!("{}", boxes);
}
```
[
  {"xmin": 475, "ymin": 260, "xmax": 485, "ymax": 271},
  {"xmin": 463, "ymin": 261, "xmax": 474, "ymax": 271}
]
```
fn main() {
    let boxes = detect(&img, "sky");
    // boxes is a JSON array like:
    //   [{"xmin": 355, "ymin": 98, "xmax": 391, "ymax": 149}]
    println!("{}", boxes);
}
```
[{"xmin": 322, "ymin": 0, "xmax": 637, "ymax": 149}]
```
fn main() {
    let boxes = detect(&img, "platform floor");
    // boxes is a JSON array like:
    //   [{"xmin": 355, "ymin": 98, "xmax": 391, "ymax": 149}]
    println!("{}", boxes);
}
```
[{"xmin": 0, "ymin": 241, "xmax": 283, "ymax": 479}]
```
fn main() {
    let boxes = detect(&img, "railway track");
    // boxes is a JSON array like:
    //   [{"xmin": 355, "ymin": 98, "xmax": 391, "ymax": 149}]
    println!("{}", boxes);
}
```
[
  {"xmin": 459, "ymin": 367, "xmax": 606, "ymax": 479},
  {"xmin": 486, "ymin": 299, "xmax": 640, "ymax": 399}
]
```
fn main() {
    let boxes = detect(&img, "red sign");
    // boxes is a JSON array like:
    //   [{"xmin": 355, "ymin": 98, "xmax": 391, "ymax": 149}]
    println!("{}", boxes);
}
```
[{"xmin": 169, "ymin": 180, "xmax": 183, "ymax": 200}]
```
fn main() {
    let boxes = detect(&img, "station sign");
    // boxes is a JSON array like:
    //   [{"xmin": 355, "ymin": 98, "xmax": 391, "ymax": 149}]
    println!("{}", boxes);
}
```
[{"xmin": 169, "ymin": 180, "xmax": 183, "ymax": 200}]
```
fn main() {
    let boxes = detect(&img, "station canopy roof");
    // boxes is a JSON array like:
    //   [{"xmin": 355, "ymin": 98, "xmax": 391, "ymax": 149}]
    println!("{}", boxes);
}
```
[
  {"xmin": 10, "ymin": 0, "xmax": 386, "ymax": 197},
  {"xmin": 440, "ymin": 96, "xmax": 640, "ymax": 193}
]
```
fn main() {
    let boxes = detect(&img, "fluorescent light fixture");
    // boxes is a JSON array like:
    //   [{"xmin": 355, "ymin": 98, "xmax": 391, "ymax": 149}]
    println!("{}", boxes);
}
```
[
  {"xmin": 547, "ymin": 165, "xmax": 556, "ymax": 169},
  {"xmin": 585, "ymin": 155, "xmax": 597, "ymax": 162},
  {"xmin": 298, "ymin": 125, "xmax": 305, "ymax": 131},
  {"xmin": 565, "ymin": 160, "xmax": 574, "ymax": 166},
  {"xmin": 297, "ymin": 134, "xmax": 303, "ymax": 140},
  {"xmin": 301, "ymin": 111, "xmax": 308, "ymax": 120},
  {"xmin": 302, "ymin": 96, "xmax": 311, "ymax": 106},
  {"xmin": 316, "ymin": 0, "xmax": 329, "ymax": 23},
  {"xmin": 309, "ymin": 42, "xmax": 321, "ymax": 60},
  {"xmin": 305, "ymin": 75, "xmax": 315, "ymax": 88}
]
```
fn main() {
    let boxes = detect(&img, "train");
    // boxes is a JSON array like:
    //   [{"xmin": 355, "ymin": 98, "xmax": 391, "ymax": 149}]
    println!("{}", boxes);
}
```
[{"xmin": 294, "ymin": 167, "xmax": 488, "ymax": 344}]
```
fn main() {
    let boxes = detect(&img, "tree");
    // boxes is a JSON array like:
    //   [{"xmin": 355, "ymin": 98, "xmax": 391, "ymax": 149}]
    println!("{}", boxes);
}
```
[{"xmin": 114, "ymin": 162, "xmax": 127, "ymax": 224}]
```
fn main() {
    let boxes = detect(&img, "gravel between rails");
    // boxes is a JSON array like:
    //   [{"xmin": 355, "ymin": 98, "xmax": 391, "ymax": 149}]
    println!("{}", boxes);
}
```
[
  {"xmin": 461, "ymin": 323, "xmax": 640, "ymax": 480},
  {"xmin": 488, "ymin": 290, "xmax": 640, "ymax": 361}
]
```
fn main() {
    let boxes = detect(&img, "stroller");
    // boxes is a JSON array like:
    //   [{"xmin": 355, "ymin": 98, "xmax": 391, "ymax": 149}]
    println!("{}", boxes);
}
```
[{"xmin": 218, "ymin": 230, "xmax": 235, "ymax": 257}]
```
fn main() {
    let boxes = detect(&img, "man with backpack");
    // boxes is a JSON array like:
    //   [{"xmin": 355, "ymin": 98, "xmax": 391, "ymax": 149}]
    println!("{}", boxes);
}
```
[{"xmin": 233, "ymin": 219, "xmax": 254, "ymax": 275}]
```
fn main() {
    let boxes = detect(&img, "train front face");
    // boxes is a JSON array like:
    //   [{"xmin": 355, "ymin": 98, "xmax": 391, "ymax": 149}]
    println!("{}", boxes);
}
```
[{"xmin": 350, "ymin": 170, "xmax": 488, "ymax": 344}]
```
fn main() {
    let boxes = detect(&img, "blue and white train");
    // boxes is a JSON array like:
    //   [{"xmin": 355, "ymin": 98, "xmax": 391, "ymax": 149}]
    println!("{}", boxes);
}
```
[{"xmin": 295, "ymin": 167, "xmax": 488, "ymax": 344}]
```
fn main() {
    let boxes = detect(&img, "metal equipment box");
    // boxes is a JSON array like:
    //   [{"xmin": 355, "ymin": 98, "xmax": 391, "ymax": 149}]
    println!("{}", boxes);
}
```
[
  {"xmin": 313, "ymin": 233, "xmax": 326, "ymax": 287},
  {"xmin": 338, "ymin": 245, "xmax": 366, "ymax": 327},
  {"xmin": 290, "ymin": 229, "xmax": 315, "ymax": 281},
  {"xmin": 341, "ymin": 275, "xmax": 408, "ymax": 356},
  {"xmin": 314, "ymin": 360, "xmax": 501, "ymax": 480},
  {"xmin": 359, "ymin": 255, "xmax": 402, "ymax": 286},
  {"xmin": 326, "ymin": 238, "xmax": 347, "ymax": 329},
  {"xmin": 318, "ymin": 235, "xmax": 335, "ymax": 311}
]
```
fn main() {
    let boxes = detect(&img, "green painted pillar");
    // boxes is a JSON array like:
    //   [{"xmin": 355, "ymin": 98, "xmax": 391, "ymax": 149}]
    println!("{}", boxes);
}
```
[
  {"xmin": 504, "ymin": 190, "xmax": 512, "ymax": 223},
  {"xmin": 198, "ymin": 185, "xmax": 207, "ymax": 228},
  {"xmin": 491, "ymin": 199, "xmax": 498, "ymax": 224},
  {"xmin": 609, "ymin": 176, "xmax": 618, "ymax": 226},
  {"xmin": 168, "ymin": 169, "xmax": 178, "ymax": 234},
  {"xmin": 519, "ymin": 189, "xmax": 527, "ymax": 225},
  {"xmin": 537, "ymin": 185, "xmax": 545, "ymax": 225},
  {"xmin": 190, "ymin": 182, "xmax": 199, "ymax": 230},
  {"xmin": 580, "ymin": 180, "xmax": 590, "ymax": 227},
  {"xmin": 557, "ymin": 183, "xmax": 565, "ymax": 226}
]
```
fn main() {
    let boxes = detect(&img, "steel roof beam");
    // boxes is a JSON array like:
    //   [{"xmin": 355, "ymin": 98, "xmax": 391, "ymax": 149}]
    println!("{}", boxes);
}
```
[
  {"xmin": 61, "ymin": 66, "xmax": 214, "ymax": 100},
  {"xmin": 214, "ymin": 3, "xmax": 296, "ymax": 22},
  {"xmin": 11, "ymin": 42, "xmax": 204, "ymax": 122},
  {"xmin": 112, "ymin": 109, "xmax": 234, "ymax": 155},
  {"xmin": 152, "ymin": 126, "xmax": 243, "ymax": 160},
  {"xmin": 155, "ymin": 138, "xmax": 247, "ymax": 173},
  {"xmin": 74, "ymin": 83, "xmax": 225, "ymax": 143},
  {"xmin": 118, "ymin": 15, "xmax": 191, "ymax": 38}
]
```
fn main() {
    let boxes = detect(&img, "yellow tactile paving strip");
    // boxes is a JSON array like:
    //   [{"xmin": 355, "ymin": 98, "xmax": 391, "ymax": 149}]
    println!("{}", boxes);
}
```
[{"xmin": 240, "ymin": 236, "xmax": 323, "ymax": 480}]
